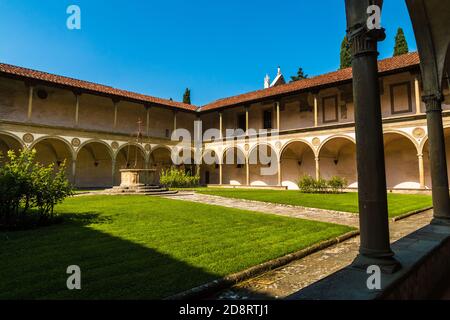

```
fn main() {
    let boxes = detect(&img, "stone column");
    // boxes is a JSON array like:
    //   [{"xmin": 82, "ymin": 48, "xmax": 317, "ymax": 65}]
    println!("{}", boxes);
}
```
[
  {"xmin": 113, "ymin": 100, "xmax": 118, "ymax": 129},
  {"xmin": 313, "ymin": 94, "xmax": 318, "ymax": 127},
  {"xmin": 246, "ymin": 158, "xmax": 250, "ymax": 186},
  {"xmin": 27, "ymin": 85, "xmax": 34, "ymax": 121},
  {"xmin": 418, "ymin": 153, "xmax": 425, "ymax": 189},
  {"xmin": 146, "ymin": 106, "xmax": 151, "ymax": 136},
  {"xmin": 219, "ymin": 111, "xmax": 223, "ymax": 139},
  {"xmin": 72, "ymin": 160, "xmax": 77, "ymax": 187},
  {"xmin": 345, "ymin": 0, "xmax": 400, "ymax": 273},
  {"xmin": 245, "ymin": 106, "xmax": 249, "ymax": 135},
  {"xmin": 173, "ymin": 111, "xmax": 177, "ymax": 132},
  {"xmin": 219, "ymin": 163, "xmax": 223, "ymax": 185},
  {"xmin": 277, "ymin": 159, "xmax": 282, "ymax": 186},
  {"xmin": 276, "ymin": 101, "xmax": 280, "ymax": 131},
  {"xmin": 423, "ymin": 93, "xmax": 450, "ymax": 223},
  {"xmin": 74, "ymin": 93, "xmax": 80, "ymax": 127},
  {"xmin": 112, "ymin": 159, "xmax": 116, "ymax": 186},
  {"xmin": 414, "ymin": 75, "xmax": 422, "ymax": 115},
  {"xmin": 315, "ymin": 157, "xmax": 320, "ymax": 181}
]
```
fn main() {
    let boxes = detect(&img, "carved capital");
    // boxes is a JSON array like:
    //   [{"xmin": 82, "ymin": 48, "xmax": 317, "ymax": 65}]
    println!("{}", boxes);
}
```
[
  {"xmin": 348, "ymin": 27, "xmax": 385, "ymax": 58},
  {"xmin": 422, "ymin": 93, "xmax": 443, "ymax": 113}
]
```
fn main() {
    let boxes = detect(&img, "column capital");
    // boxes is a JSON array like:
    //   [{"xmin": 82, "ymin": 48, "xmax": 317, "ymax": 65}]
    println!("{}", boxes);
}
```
[
  {"xmin": 348, "ymin": 27, "xmax": 385, "ymax": 58},
  {"xmin": 422, "ymin": 93, "xmax": 443, "ymax": 113},
  {"xmin": 417, "ymin": 153, "xmax": 424, "ymax": 158}
]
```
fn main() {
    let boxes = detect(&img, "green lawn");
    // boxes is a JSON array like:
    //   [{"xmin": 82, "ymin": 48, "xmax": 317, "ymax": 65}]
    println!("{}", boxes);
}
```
[
  {"xmin": 0, "ymin": 195, "xmax": 352, "ymax": 299},
  {"xmin": 195, "ymin": 189, "xmax": 433, "ymax": 218}
]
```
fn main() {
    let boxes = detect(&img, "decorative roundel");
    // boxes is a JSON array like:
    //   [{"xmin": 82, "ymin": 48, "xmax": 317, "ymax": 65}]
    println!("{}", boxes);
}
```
[
  {"xmin": 111, "ymin": 141, "xmax": 119, "ymax": 150},
  {"xmin": 275, "ymin": 141, "xmax": 282, "ymax": 149},
  {"xmin": 22, "ymin": 133, "xmax": 34, "ymax": 144},
  {"xmin": 71, "ymin": 138, "xmax": 81, "ymax": 147},
  {"xmin": 312, "ymin": 137, "xmax": 321, "ymax": 147},
  {"xmin": 244, "ymin": 144, "xmax": 249, "ymax": 151},
  {"xmin": 412, "ymin": 128, "xmax": 425, "ymax": 139},
  {"xmin": 145, "ymin": 144, "xmax": 151, "ymax": 152}
]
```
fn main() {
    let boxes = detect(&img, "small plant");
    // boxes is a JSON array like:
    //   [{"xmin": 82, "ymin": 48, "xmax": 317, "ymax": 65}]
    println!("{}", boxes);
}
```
[
  {"xmin": 160, "ymin": 166, "xmax": 200, "ymax": 188},
  {"xmin": 328, "ymin": 176, "xmax": 348, "ymax": 194}
]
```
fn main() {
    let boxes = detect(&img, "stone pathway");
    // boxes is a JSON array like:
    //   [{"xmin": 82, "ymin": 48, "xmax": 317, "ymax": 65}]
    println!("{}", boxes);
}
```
[
  {"xmin": 214, "ymin": 209, "xmax": 433, "ymax": 300},
  {"xmin": 165, "ymin": 192, "xmax": 360, "ymax": 227}
]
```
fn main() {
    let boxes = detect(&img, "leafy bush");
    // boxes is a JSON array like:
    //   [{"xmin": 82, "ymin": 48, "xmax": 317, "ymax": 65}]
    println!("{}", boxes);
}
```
[
  {"xmin": 160, "ymin": 167, "xmax": 200, "ymax": 188},
  {"xmin": 328, "ymin": 176, "xmax": 348, "ymax": 194},
  {"xmin": 297, "ymin": 175, "xmax": 347, "ymax": 194},
  {"xmin": 0, "ymin": 149, "xmax": 73, "ymax": 230},
  {"xmin": 297, "ymin": 175, "xmax": 316, "ymax": 193}
]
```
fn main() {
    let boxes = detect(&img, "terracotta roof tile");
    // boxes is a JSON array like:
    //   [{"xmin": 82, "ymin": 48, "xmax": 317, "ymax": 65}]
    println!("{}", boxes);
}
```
[
  {"xmin": 0, "ymin": 63, "xmax": 198, "ymax": 112},
  {"xmin": 0, "ymin": 52, "xmax": 420, "ymax": 114},
  {"xmin": 200, "ymin": 52, "xmax": 420, "ymax": 111}
]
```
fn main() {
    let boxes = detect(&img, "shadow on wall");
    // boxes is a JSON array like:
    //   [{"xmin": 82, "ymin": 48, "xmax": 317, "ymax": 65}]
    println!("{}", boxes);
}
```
[{"xmin": 0, "ymin": 212, "xmax": 272, "ymax": 300}]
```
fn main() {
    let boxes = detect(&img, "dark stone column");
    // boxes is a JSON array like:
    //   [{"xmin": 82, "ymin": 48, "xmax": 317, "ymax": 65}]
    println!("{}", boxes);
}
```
[
  {"xmin": 423, "ymin": 93, "xmax": 450, "ymax": 224},
  {"xmin": 345, "ymin": 0, "xmax": 400, "ymax": 273}
]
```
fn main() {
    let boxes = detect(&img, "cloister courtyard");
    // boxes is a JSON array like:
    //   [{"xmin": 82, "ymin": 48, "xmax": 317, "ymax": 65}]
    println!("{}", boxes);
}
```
[{"xmin": 0, "ymin": 189, "xmax": 433, "ymax": 299}]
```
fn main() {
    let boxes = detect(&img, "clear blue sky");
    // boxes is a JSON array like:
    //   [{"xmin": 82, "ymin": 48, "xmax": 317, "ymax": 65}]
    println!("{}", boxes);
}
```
[{"xmin": 0, "ymin": 0, "xmax": 416, "ymax": 106}]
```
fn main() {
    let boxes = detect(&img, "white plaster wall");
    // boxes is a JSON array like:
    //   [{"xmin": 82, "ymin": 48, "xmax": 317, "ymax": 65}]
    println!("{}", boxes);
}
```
[
  {"xmin": 385, "ymin": 136, "xmax": 420, "ymax": 189},
  {"xmin": 75, "ymin": 143, "xmax": 113, "ymax": 188}
]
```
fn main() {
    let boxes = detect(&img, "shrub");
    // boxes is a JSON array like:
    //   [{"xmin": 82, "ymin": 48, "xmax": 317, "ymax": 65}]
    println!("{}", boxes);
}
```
[
  {"xmin": 0, "ymin": 149, "xmax": 73, "ymax": 230},
  {"xmin": 297, "ymin": 175, "xmax": 347, "ymax": 194},
  {"xmin": 160, "ymin": 167, "xmax": 200, "ymax": 188},
  {"xmin": 313, "ymin": 178, "xmax": 328, "ymax": 193},
  {"xmin": 328, "ymin": 176, "xmax": 348, "ymax": 194},
  {"xmin": 297, "ymin": 175, "xmax": 316, "ymax": 193}
]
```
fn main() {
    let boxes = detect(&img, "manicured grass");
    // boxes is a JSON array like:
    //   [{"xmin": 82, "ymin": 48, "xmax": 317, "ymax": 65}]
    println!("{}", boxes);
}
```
[
  {"xmin": 195, "ymin": 189, "xmax": 433, "ymax": 218},
  {"xmin": 0, "ymin": 195, "xmax": 352, "ymax": 299}
]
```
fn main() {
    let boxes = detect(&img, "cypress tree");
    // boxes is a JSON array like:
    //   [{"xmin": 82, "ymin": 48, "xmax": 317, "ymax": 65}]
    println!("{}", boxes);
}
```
[
  {"xmin": 290, "ymin": 68, "xmax": 308, "ymax": 82},
  {"xmin": 393, "ymin": 28, "xmax": 409, "ymax": 56},
  {"xmin": 340, "ymin": 36, "xmax": 352, "ymax": 69},
  {"xmin": 183, "ymin": 88, "xmax": 191, "ymax": 104}
]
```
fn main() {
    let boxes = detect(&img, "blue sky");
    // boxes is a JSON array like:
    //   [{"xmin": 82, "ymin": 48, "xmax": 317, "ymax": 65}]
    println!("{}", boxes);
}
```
[{"xmin": 0, "ymin": 1, "xmax": 416, "ymax": 106}]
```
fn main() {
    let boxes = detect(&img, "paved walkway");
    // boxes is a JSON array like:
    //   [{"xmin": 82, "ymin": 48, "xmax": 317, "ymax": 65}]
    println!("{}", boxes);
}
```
[
  {"xmin": 214, "ymin": 209, "xmax": 433, "ymax": 300},
  {"xmin": 163, "ymin": 192, "xmax": 433, "ymax": 299},
  {"xmin": 166, "ymin": 192, "xmax": 360, "ymax": 227}
]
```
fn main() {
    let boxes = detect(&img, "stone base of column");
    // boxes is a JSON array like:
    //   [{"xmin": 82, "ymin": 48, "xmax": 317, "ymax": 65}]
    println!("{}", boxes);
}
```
[
  {"xmin": 351, "ymin": 252, "xmax": 401, "ymax": 274},
  {"xmin": 431, "ymin": 217, "xmax": 450, "ymax": 227}
]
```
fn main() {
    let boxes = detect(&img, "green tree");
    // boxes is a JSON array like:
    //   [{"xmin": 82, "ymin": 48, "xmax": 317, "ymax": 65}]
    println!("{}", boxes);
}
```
[
  {"xmin": 290, "ymin": 68, "xmax": 308, "ymax": 82},
  {"xmin": 393, "ymin": 28, "xmax": 409, "ymax": 56},
  {"xmin": 183, "ymin": 88, "xmax": 191, "ymax": 104},
  {"xmin": 340, "ymin": 35, "xmax": 352, "ymax": 69}
]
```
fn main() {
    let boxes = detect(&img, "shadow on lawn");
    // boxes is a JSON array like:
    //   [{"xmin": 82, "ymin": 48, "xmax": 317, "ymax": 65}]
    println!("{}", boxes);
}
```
[{"xmin": 0, "ymin": 212, "xmax": 273, "ymax": 300}]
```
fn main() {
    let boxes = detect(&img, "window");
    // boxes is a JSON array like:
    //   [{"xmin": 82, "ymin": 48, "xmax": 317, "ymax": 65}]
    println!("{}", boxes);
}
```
[
  {"xmin": 390, "ymin": 82, "xmax": 412, "ymax": 114},
  {"xmin": 263, "ymin": 110, "xmax": 272, "ymax": 129},
  {"xmin": 322, "ymin": 95, "xmax": 338, "ymax": 123},
  {"xmin": 237, "ymin": 113, "xmax": 246, "ymax": 132}
]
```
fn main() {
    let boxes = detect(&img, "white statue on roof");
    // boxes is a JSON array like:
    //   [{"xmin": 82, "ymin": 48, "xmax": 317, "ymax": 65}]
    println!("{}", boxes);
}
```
[{"xmin": 264, "ymin": 66, "xmax": 285, "ymax": 89}]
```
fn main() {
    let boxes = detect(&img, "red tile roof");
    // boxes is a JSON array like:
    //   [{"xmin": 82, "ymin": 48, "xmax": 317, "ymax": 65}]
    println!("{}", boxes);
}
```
[
  {"xmin": 0, "ymin": 52, "xmax": 420, "ymax": 114},
  {"xmin": 0, "ymin": 63, "xmax": 198, "ymax": 112},
  {"xmin": 200, "ymin": 52, "xmax": 420, "ymax": 111}
]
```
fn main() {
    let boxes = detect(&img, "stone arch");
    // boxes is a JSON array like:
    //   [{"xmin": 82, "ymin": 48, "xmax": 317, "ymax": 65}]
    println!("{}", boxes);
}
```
[
  {"xmin": 422, "ymin": 126, "xmax": 450, "ymax": 189},
  {"xmin": 280, "ymin": 140, "xmax": 316, "ymax": 190},
  {"xmin": 201, "ymin": 149, "xmax": 220, "ymax": 185},
  {"xmin": 384, "ymin": 132, "xmax": 421, "ymax": 189},
  {"xmin": 0, "ymin": 131, "xmax": 24, "ymax": 165},
  {"xmin": 115, "ymin": 142, "xmax": 146, "ymax": 185},
  {"xmin": 318, "ymin": 136, "xmax": 357, "ymax": 187},
  {"xmin": 30, "ymin": 136, "xmax": 74, "ymax": 183},
  {"xmin": 149, "ymin": 145, "xmax": 173, "ymax": 184},
  {"xmin": 248, "ymin": 143, "xmax": 278, "ymax": 186},
  {"xmin": 75, "ymin": 141, "xmax": 114, "ymax": 188},
  {"xmin": 317, "ymin": 135, "xmax": 356, "ymax": 156},
  {"xmin": 222, "ymin": 146, "xmax": 246, "ymax": 185}
]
